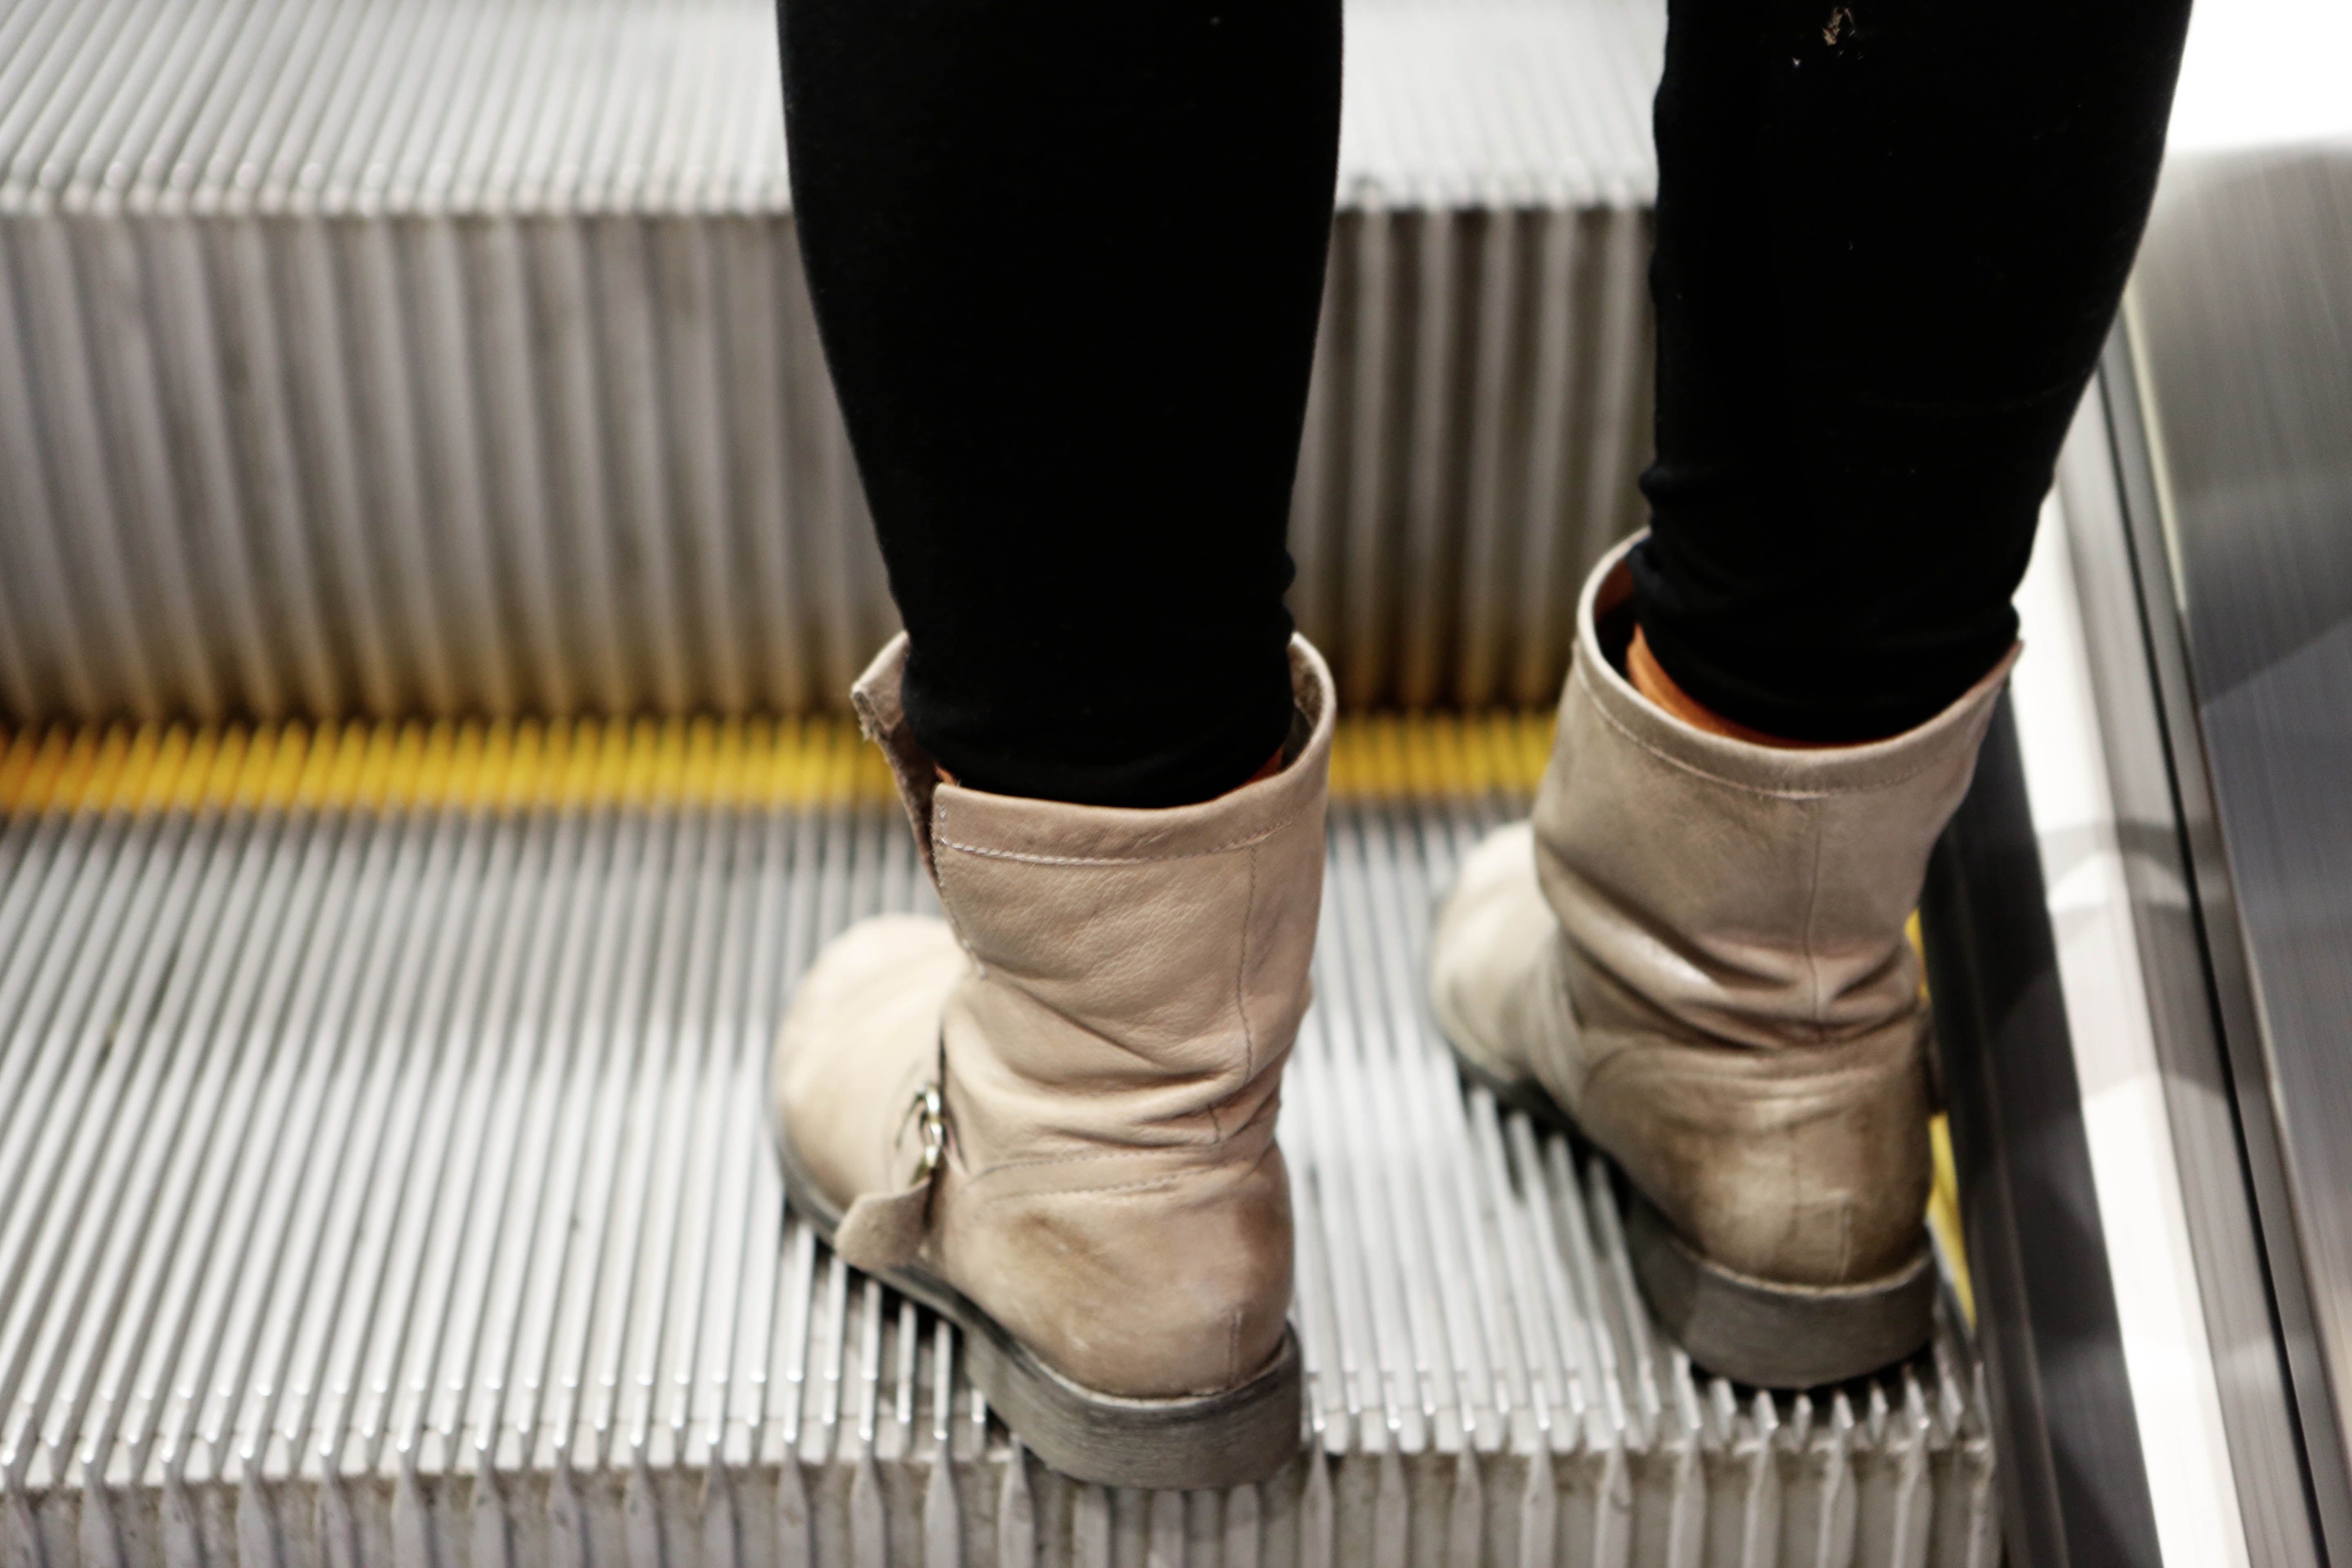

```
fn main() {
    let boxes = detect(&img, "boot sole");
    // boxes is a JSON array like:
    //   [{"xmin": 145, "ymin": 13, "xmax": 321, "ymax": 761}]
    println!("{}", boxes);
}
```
[
  {"xmin": 1446, "ymin": 1047, "xmax": 1936, "ymax": 1388},
  {"xmin": 771, "ymin": 1129, "xmax": 1303, "ymax": 1491}
]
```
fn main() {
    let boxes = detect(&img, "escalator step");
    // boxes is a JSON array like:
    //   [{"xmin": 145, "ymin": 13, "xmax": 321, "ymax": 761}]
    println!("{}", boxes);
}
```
[
  {"xmin": 0, "ymin": 0, "xmax": 1660, "ymax": 721},
  {"xmin": 0, "ymin": 716, "xmax": 1995, "ymax": 1567}
]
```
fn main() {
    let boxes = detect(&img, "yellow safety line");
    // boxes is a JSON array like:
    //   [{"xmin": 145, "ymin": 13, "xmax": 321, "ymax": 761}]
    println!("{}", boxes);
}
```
[
  {"xmin": 1325, "ymin": 709, "xmax": 1557, "ymax": 800},
  {"xmin": 0, "ymin": 714, "xmax": 1557, "ymax": 814},
  {"xmin": 1928, "ymin": 1115, "xmax": 1973, "ymax": 1329},
  {"xmin": 1902, "ymin": 909, "xmax": 1974, "ymax": 1330}
]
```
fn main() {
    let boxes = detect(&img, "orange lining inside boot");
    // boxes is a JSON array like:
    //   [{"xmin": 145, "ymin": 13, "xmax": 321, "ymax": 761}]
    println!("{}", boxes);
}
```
[{"xmin": 1626, "ymin": 627, "xmax": 1842, "ymax": 751}]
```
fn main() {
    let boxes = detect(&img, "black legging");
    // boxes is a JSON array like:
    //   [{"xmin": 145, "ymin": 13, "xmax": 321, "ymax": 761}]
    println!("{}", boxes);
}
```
[{"xmin": 780, "ymin": 0, "xmax": 2192, "ymax": 801}]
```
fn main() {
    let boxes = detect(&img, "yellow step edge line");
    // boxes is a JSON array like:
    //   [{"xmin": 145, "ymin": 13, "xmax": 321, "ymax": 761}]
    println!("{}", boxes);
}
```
[
  {"xmin": 1928, "ymin": 1114, "xmax": 1972, "ymax": 1329},
  {"xmin": 0, "ymin": 714, "xmax": 1559, "ymax": 814},
  {"xmin": 1907, "ymin": 909, "xmax": 1974, "ymax": 1330}
]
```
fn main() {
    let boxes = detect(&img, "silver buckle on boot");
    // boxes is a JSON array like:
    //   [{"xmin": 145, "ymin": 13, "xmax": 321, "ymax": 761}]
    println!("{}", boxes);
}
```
[{"xmin": 902, "ymin": 1082, "xmax": 946, "ymax": 1184}]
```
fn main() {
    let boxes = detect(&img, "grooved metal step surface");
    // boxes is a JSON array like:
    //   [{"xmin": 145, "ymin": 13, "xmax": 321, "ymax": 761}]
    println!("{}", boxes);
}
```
[
  {"xmin": 0, "ymin": 717, "xmax": 1997, "ymax": 1568},
  {"xmin": 0, "ymin": 0, "xmax": 1661, "ymax": 725}
]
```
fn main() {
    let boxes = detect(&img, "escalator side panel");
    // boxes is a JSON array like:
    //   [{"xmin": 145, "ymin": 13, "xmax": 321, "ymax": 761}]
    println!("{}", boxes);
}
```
[
  {"xmin": 1923, "ymin": 700, "xmax": 2162, "ymax": 1568},
  {"xmin": 2054, "ymin": 350, "xmax": 2330, "ymax": 1568},
  {"xmin": 2127, "ymin": 146, "xmax": 2352, "ymax": 1564}
]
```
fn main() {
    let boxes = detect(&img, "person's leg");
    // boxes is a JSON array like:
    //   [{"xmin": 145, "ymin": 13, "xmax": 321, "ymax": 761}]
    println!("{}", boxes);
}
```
[
  {"xmin": 779, "ymin": 0, "xmax": 1340, "ymax": 806},
  {"xmin": 1632, "ymin": 0, "xmax": 2194, "ymax": 742},
  {"xmin": 771, "ymin": 0, "xmax": 1344, "ymax": 1486}
]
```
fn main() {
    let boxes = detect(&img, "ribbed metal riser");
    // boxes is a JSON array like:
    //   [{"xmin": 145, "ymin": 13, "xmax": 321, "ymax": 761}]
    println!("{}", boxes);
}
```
[
  {"xmin": 1293, "ymin": 206, "xmax": 1653, "ymax": 710},
  {"xmin": 0, "ymin": 0, "xmax": 1659, "ymax": 724},
  {"xmin": 0, "ymin": 720, "xmax": 1995, "ymax": 1568},
  {"xmin": 0, "ymin": 212, "xmax": 898, "ymax": 720},
  {"xmin": 13, "ymin": 1449, "xmax": 1990, "ymax": 1568}
]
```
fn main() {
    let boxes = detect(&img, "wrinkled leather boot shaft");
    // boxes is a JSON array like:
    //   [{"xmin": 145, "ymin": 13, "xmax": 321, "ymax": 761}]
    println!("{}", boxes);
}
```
[
  {"xmin": 779, "ymin": 633, "xmax": 1334, "ymax": 1401},
  {"xmin": 1437, "ymin": 536, "xmax": 2015, "ymax": 1290}
]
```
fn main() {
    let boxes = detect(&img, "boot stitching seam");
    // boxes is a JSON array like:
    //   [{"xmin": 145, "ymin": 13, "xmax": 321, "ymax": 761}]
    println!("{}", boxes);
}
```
[
  {"xmin": 929, "ymin": 802, "xmax": 1312, "ymax": 866},
  {"xmin": 976, "ymin": 1141, "xmax": 1230, "ymax": 1168},
  {"xmin": 1801, "ymin": 803, "xmax": 1827, "ymax": 1041},
  {"xmin": 1235, "ymin": 844, "xmax": 1259, "ymax": 1098},
  {"xmin": 1574, "ymin": 662, "xmax": 1984, "ymax": 798},
  {"xmin": 927, "ymin": 840, "xmax": 978, "ymax": 956},
  {"xmin": 971, "ymin": 1172, "xmax": 1189, "ymax": 1201},
  {"xmin": 958, "ymin": 1139, "xmax": 1279, "ymax": 1199},
  {"xmin": 960, "ymin": 1123, "xmax": 1272, "ymax": 1180},
  {"xmin": 957, "ymin": 1069, "xmax": 1280, "ymax": 1179}
]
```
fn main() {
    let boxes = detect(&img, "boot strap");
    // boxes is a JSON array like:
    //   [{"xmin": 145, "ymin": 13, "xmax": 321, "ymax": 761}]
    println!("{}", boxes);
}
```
[{"xmin": 837, "ymin": 1071, "xmax": 947, "ymax": 1272}]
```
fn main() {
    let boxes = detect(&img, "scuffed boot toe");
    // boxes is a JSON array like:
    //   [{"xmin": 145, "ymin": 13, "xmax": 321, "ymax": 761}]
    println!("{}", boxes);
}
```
[
  {"xmin": 771, "ymin": 913, "xmax": 969, "ymax": 1229},
  {"xmin": 1429, "ymin": 822, "xmax": 1577, "ymax": 1106}
]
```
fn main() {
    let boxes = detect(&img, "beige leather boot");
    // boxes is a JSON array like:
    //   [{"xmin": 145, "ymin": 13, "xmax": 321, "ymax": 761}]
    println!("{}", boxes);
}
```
[
  {"xmin": 1432, "ymin": 535, "xmax": 2015, "ymax": 1387},
  {"xmin": 773, "ymin": 634, "xmax": 1333, "ymax": 1489}
]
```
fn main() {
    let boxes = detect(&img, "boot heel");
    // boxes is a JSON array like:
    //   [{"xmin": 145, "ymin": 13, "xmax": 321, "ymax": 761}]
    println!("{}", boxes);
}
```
[
  {"xmin": 960, "ymin": 1310, "xmax": 1302, "ymax": 1492},
  {"xmin": 1439, "ymin": 1040, "xmax": 1937, "ymax": 1389},
  {"xmin": 1623, "ymin": 1189, "xmax": 1936, "ymax": 1389},
  {"xmin": 777, "ymin": 1130, "xmax": 1303, "ymax": 1490}
]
